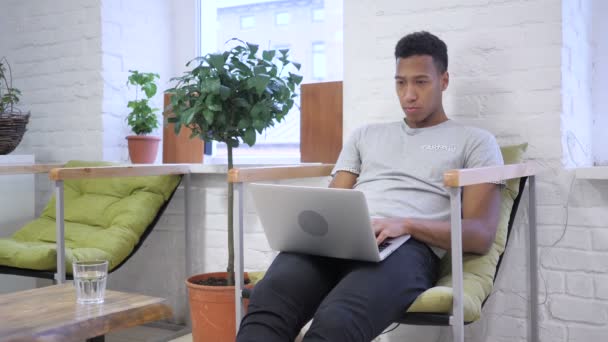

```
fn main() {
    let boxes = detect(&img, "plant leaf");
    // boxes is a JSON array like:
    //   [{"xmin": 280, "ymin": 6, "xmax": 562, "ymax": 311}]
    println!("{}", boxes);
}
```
[
  {"xmin": 247, "ymin": 43, "xmax": 259, "ymax": 56},
  {"xmin": 201, "ymin": 78, "xmax": 221, "ymax": 94},
  {"xmin": 253, "ymin": 119, "xmax": 265, "ymax": 131},
  {"xmin": 262, "ymin": 50, "xmax": 276, "ymax": 62},
  {"xmin": 208, "ymin": 53, "xmax": 226, "ymax": 71},
  {"xmin": 288, "ymin": 72, "xmax": 303, "ymax": 85},
  {"xmin": 253, "ymin": 65, "xmax": 266, "ymax": 75},
  {"xmin": 205, "ymin": 94, "xmax": 222, "ymax": 111},
  {"xmin": 219, "ymin": 85, "xmax": 231, "ymax": 100},
  {"xmin": 233, "ymin": 98, "xmax": 251, "ymax": 110},
  {"xmin": 180, "ymin": 107, "xmax": 196, "ymax": 124},
  {"xmin": 142, "ymin": 83, "xmax": 157, "ymax": 98},
  {"xmin": 247, "ymin": 74, "xmax": 271, "ymax": 95},
  {"xmin": 237, "ymin": 118, "xmax": 251, "ymax": 130},
  {"xmin": 249, "ymin": 102, "xmax": 266, "ymax": 118},
  {"xmin": 243, "ymin": 128, "xmax": 256, "ymax": 146},
  {"xmin": 203, "ymin": 109, "xmax": 215, "ymax": 124}
]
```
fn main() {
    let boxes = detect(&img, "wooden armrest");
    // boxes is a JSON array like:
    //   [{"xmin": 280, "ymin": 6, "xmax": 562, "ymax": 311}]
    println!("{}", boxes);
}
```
[
  {"xmin": 0, "ymin": 163, "xmax": 65, "ymax": 175},
  {"xmin": 49, "ymin": 164, "xmax": 191, "ymax": 181},
  {"xmin": 443, "ymin": 162, "xmax": 537, "ymax": 187},
  {"xmin": 228, "ymin": 164, "xmax": 335, "ymax": 183}
]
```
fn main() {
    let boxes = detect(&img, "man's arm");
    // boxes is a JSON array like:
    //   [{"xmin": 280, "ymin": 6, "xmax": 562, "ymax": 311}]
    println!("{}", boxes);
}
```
[
  {"xmin": 329, "ymin": 170, "xmax": 357, "ymax": 189},
  {"xmin": 373, "ymin": 183, "xmax": 501, "ymax": 255}
]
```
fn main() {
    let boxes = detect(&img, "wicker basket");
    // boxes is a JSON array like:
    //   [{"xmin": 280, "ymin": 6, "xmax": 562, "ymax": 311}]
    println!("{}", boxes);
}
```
[{"xmin": 0, "ymin": 111, "xmax": 30, "ymax": 155}]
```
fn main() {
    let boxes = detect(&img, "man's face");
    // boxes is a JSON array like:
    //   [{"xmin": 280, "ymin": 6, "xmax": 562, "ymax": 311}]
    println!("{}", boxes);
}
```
[{"xmin": 395, "ymin": 55, "xmax": 449, "ymax": 128}]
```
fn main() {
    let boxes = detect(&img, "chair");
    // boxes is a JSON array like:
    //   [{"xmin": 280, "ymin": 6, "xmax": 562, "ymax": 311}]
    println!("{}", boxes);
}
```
[
  {"xmin": 0, "ymin": 161, "xmax": 191, "ymax": 283},
  {"xmin": 229, "ymin": 144, "xmax": 539, "ymax": 342}
]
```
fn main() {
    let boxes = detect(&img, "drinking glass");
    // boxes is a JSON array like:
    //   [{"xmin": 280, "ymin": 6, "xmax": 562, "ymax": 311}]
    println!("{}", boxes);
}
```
[{"xmin": 72, "ymin": 260, "xmax": 108, "ymax": 304}]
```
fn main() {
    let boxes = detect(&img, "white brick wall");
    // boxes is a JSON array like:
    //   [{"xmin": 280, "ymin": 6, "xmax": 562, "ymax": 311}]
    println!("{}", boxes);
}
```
[
  {"xmin": 0, "ymin": 0, "xmax": 104, "ymax": 162},
  {"xmin": 344, "ymin": 0, "xmax": 608, "ymax": 341}
]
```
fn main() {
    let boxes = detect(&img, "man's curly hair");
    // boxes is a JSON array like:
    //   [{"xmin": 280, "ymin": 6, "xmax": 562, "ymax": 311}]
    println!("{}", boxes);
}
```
[{"xmin": 394, "ymin": 31, "xmax": 448, "ymax": 74}]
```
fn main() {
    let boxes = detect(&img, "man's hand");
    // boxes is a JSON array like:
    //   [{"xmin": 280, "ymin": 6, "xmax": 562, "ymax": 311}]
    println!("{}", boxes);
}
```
[{"xmin": 372, "ymin": 217, "xmax": 410, "ymax": 245}]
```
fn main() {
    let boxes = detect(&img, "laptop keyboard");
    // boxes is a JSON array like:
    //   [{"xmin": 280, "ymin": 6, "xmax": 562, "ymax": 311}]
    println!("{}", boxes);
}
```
[{"xmin": 378, "ymin": 241, "xmax": 391, "ymax": 252}]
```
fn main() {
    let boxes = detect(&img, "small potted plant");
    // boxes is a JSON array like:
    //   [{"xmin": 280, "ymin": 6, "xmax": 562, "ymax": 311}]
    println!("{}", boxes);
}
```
[
  {"xmin": 167, "ymin": 39, "xmax": 302, "ymax": 341},
  {"xmin": 126, "ymin": 70, "xmax": 161, "ymax": 163},
  {"xmin": 0, "ymin": 57, "xmax": 30, "ymax": 155}
]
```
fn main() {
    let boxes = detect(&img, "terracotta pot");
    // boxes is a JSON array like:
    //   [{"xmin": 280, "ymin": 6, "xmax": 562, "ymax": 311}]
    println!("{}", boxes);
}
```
[
  {"xmin": 126, "ymin": 135, "xmax": 160, "ymax": 164},
  {"xmin": 186, "ymin": 272, "xmax": 251, "ymax": 342}
]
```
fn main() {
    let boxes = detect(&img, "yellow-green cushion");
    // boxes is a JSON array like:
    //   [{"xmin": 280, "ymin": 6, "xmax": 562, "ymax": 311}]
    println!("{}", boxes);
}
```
[
  {"xmin": 406, "ymin": 143, "xmax": 528, "ymax": 322},
  {"xmin": 0, "ymin": 160, "xmax": 180, "ymax": 273}
]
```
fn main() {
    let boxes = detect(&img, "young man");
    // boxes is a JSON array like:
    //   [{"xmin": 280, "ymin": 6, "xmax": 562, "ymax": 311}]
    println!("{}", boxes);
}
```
[{"xmin": 237, "ymin": 31, "xmax": 503, "ymax": 342}]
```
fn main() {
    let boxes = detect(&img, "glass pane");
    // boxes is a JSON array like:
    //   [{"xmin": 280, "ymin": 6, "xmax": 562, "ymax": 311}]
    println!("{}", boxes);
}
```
[
  {"xmin": 312, "ymin": 42, "xmax": 326, "ymax": 80},
  {"xmin": 240, "ymin": 15, "xmax": 255, "ymax": 29},
  {"xmin": 275, "ymin": 11, "xmax": 290, "ymax": 26},
  {"xmin": 312, "ymin": 7, "xmax": 324, "ymax": 22}
]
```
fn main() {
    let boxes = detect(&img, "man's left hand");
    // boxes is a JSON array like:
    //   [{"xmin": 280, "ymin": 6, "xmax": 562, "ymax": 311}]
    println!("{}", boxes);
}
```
[{"xmin": 371, "ymin": 217, "xmax": 410, "ymax": 245}]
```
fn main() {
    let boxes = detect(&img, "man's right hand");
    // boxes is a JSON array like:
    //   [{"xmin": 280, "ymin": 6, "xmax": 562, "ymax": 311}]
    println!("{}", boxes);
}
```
[{"xmin": 372, "ymin": 217, "xmax": 410, "ymax": 245}]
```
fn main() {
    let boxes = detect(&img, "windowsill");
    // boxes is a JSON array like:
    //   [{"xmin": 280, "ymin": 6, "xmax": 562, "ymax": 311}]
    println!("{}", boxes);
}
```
[
  {"xmin": 575, "ymin": 166, "xmax": 608, "ymax": 180},
  {"xmin": 188, "ymin": 155, "xmax": 324, "ymax": 174},
  {"xmin": 204, "ymin": 155, "xmax": 302, "ymax": 165}
]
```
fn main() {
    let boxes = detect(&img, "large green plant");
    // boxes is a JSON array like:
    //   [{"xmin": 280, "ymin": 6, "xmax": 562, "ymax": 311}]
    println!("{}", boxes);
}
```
[
  {"xmin": 126, "ymin": 70, "xmax": 160, "ymax": 135},
  {"xmin": 0, "ymin": 57, "xmax": 21, "ymax": 114},
  {"xmin": 167, "ymin": 39, "xmax": 302, "ymax": 285}
]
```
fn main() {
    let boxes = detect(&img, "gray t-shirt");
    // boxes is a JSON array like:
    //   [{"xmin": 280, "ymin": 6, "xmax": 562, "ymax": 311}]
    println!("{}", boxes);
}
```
[{"xmin": 332, "ymin": 119, "xmax": 504, "ymax": 257}]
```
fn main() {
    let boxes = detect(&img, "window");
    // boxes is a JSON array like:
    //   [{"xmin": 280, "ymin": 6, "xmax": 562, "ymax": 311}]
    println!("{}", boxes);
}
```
[
  {"xmin": 275, "ymin": 11, "xmax": 290, "ymax": 26},
  {"xmin": 201, "ymin": 0, "xmax": 343, "ymax": 162},
  {"xmin": 240, "ymin": 15, "xmax": 255, "ymax": 29},
  {"xmin": 312, "ymin": 42, "xmax": 326, "ymax": 80},
  {"xmin": 312, "ymin": 7, "xmax": 324, "ymax": 22},
  {"xmin": 591, "ymin": 1, "xmax": 608, "ymax": 165},
  {"xmin": 561, "ymin": 0, "xmax": 607, "ymax": 167},
  {"xmin": 273, "ymin": 44, "xmax": 291, "ymax": 51}
]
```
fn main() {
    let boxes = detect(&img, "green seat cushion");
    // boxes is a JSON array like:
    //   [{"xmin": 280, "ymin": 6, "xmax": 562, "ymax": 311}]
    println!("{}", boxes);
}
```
[
  {"xmin": 406, "ymin": 143, "xmax": 528, "ymax": 322},
  {"xmin": 0, "ymin": 160, "xmax": 180, "ymax": 273}
]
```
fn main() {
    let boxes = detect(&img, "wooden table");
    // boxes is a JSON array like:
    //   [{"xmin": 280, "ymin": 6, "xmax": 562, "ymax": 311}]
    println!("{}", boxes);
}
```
[{"xmin": 0, "ymin": 284, "xmax": 173, "ymax": 342}]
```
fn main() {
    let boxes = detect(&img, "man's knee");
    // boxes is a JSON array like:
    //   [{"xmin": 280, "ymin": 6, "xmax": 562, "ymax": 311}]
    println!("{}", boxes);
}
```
[{"xmin": 305, "ymin": 303, "xmax": 374, "ymax": 342}]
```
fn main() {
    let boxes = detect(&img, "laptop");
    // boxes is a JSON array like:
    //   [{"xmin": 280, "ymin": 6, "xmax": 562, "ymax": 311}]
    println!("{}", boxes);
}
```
[{"xmin": 247, "ymin": 183, "xmax": 410, "ymax": 262}]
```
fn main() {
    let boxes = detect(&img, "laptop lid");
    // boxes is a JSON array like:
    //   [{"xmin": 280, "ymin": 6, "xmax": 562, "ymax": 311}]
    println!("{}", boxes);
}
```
[{"xmin": 248, "ymin": 183, "xmax": 409, "ymax": 262}]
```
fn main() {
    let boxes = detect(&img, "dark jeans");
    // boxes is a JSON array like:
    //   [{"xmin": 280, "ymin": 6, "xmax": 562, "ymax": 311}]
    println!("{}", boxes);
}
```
[{"xmin": 236, "ymin": 239, "xmax": 440, "ymax": 342}]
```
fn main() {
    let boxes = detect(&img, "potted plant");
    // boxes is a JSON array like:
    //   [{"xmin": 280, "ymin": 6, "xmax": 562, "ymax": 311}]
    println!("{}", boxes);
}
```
[
  {"xmin": 126, "ymin": 70, "xmax": 161, "ymax": 163},
  {"xmin": 167, "ymin": 39, "xmax": 302, "ymax": 341},
  {"xmin": 0, "ymin": 57, "xmax": 30, "ymax": 155}
]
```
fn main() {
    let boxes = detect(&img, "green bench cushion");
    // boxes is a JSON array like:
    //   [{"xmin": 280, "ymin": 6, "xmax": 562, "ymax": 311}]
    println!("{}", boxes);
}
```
[
  {"xmin": 249, "ymin": 143, "xmax": 528, "ymax": 323},
  {"xmin": 405, "ymin": 143, "xmax": 527, "ymax": 322},
  {"xmin": 0, "ymin": 160, "xmax": 180, "ymax": 273}
]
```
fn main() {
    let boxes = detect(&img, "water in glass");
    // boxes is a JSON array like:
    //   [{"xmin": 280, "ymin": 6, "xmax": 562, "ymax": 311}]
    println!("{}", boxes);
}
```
[{"xmin": 73, "ymin": 260, "xmax": 108, "ymax": 304}]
